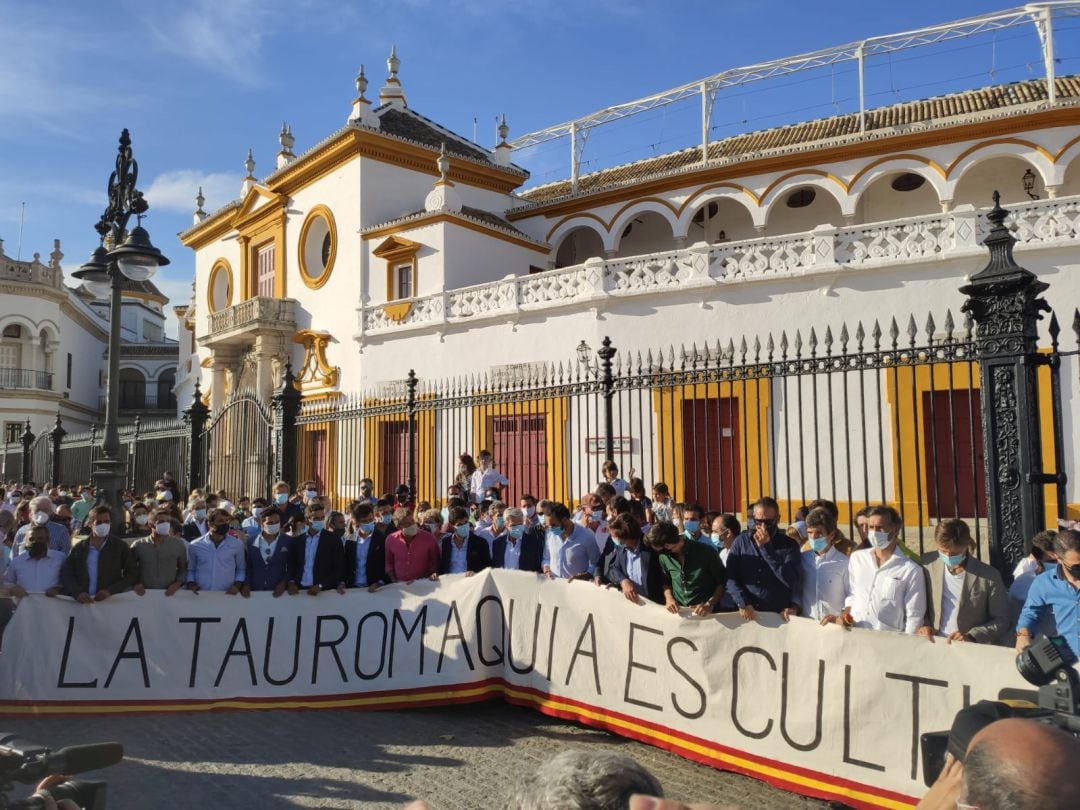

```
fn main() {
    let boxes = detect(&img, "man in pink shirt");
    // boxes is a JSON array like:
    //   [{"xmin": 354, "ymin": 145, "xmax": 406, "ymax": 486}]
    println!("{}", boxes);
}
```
[{"xmin": 382, "ymin": 507, "xmax": 440, "ymax": 585}]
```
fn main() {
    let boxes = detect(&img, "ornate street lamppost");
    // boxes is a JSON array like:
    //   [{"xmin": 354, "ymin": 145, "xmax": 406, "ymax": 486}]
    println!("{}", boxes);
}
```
[{"xmin": 72, "ymin": 130, "xmax": 169, "ymax": 525}]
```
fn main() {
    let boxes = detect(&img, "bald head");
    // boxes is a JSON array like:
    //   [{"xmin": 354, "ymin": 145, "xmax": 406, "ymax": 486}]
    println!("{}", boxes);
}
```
[{"xmin": 962, "ymin": 718, "xmax": 1080, "ymax": 809}]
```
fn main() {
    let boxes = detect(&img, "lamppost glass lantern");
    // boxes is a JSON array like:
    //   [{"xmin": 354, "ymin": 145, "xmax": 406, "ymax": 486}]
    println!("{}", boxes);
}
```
[
  {"xmin": 1022, "ymin": 168, "xmax": 1039, "ymax": 200},
  {"xmin": 576, "ymin": 340, "xmax": 591, "ymax": 366},
  {"xmin": 75, "ymin": 246, "xmax": 113, "ymax": 299},
  {"xmin": 109, "ymin": 225, "xmax": 170, "ymax": 281}
]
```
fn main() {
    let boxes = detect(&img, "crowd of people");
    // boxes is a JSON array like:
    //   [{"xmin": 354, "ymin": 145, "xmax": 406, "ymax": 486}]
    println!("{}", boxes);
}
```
[{"xmin": 1, "ymin": 455, "xmax": 1078, "ymax": 660}]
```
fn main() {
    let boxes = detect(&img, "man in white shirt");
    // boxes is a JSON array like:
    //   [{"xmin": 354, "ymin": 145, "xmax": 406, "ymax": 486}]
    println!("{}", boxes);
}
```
[
  {"xmin": 575, "ymin": 493, "xmax": 610, "ymax": 553},
  {"xmin": 795, "ymin": 508, "xmax": 849, "ymax": 621},
  {"xmin": 542, "ymin": 502, "xmax": 601, "ymax": 580},
  {"xmin": 821, "ymin": 505, "xmax": 926, "ymax": 634},
  {"xmin": 1, "ymin": 525, "xmax": 64, "ymax": 597}
]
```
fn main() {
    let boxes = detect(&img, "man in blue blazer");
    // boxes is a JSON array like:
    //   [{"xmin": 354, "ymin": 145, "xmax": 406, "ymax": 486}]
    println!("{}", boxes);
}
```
[
  {"xmin": 287, "ymin": 501, "xmax": 348, "ymax": 595},
  {"xmin": 241, "ymin": 506, "xmax": 292, "ymax": 597},
  {"xmin": 345, "ymin": 502, "xmax": 387, "ymax": 590},
  {"xmin": 492, "ymin": 507, "xmax": 544, "ymax": 573},
  {"xmin": 604, "ymin": 513, "xmax": 664, "ymax": 604},
  {"xmin": 438, "ymin": 506, "xmax": 492, "ymax": 575}
]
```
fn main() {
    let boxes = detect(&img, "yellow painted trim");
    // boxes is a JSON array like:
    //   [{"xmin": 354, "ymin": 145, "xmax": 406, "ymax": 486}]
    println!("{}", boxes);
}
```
[
  {"xmin": 207, "ymin": 259, "xmax": 234, "ymax": 314},
  {"xmin": 364, "ymin": 213, "xmax": 549, "ymax": 254},
  {"xmin": 297, "ymin": 204, "xmax": 338, "ymax": 290},
  {"xmin": 383, "ymin": 301, "xmax": 413, "ymax": 322},
  {"xmin": 374, "ymin": 236, "xmax": 422, "ymax": 302},
  {"xmin": 944, "ymin": 137, "xmax": 1054, "ymax": 177},
  {"xmin": 758, "ymin": 169, "xmax": 849, "ymax": 207},
  {"xmin": 678, "ymin": 182, "xmax": 762, "ymax": 214},
  {"xmin": 652, "ymin": 380, "xmax": 771, "ymax": 515},
  {"xmin": 120, "ymin": 289, "xmax": 169, "ymax": 305},
  {"xmin": 847, "ymin": 154, "xmax": 948, "ymax": 187},
  {"xmin": 292, "ymin": 330, "xmax": 340, "ymax": 393}
]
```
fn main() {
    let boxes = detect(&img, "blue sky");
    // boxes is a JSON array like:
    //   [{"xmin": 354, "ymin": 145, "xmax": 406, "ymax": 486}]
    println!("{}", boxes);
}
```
[{"xmin": 2, "ymin": 0, "xmax": 1075, "ymax": 334}]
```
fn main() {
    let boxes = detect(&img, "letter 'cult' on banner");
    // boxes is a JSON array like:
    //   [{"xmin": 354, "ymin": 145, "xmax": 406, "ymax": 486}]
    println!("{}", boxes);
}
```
[{"xmin": 0, "ymin": 570, "xmax": 1036, "ymax": 808}]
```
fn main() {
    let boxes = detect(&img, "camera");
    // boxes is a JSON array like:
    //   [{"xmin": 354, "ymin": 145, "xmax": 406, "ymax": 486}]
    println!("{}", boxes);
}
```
[
  {"xmin": 0, "ymin": 735, "xmax": 122, "ymax": 809},
  {"xmin": 920, "ymin": 635, "xmax": 1080, "ymax": 786}
]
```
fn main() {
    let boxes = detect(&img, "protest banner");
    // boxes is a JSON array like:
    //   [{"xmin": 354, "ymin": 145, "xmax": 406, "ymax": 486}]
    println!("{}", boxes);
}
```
[{"xmin": 0, "ymin": 570, "xmax": 1034, "ymax": 807}]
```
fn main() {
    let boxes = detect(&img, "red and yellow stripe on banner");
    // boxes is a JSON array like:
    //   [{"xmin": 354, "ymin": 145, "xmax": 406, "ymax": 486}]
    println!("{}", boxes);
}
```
[{"xmin": 0, "ymin": 679, "xmax": 917, "ymax": 809}]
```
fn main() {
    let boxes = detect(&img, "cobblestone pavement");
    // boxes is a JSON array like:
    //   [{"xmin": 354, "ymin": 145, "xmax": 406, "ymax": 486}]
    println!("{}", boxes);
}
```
[{"xmin": 11, "ymin": 703, "xmax": 827, "ymax": 810}]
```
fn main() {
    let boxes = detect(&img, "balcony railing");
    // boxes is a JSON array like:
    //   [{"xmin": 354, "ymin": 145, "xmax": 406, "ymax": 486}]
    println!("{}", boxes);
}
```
[
  {"xmin": 358, "ymin": 194, "xmax": 1080, "ymax": 337},
  {"xmin": 0, "ymin": 367, "xmax": 53, "ymax": 391},
  {"xmin": 206, "ymin": 296, "xmax": 297, "ymax": 341},
  {"xmin": 100, "ymin": 393, "xmax": 178, "ymax": 411}
]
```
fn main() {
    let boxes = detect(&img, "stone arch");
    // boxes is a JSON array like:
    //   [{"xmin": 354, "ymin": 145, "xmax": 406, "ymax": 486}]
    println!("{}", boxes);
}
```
[
  {"xmin": 945, "ymin": 140, "xmax": 1056, "ymax": 202},
  {"xmin": 551, "ymin": 224, "xmax": 606, "ymax": 268},
  {"xmin": 678, "ymin": 185, "xmax": 760, "ymax": 239},
  {"xmin": 611, "ymin": 210, "xmax": 677, "ymax": 257},
  {"xmin": 118, "ymin": 366, "xmax": 147, "ymax": 409},
  {"xmin": 760, "ymin": 173, "xmax": 849, "ymax": 228},
  {"xmin": 950, "ymin": 151, "xmax": 1052, "ymax": 207},
  {"xmin": 763, "ymin": 182, "xmax": 845, "ymax": 236},
  {"xmin": 155, "ymin": 366, "xmax": 177, "ymax": 409},
  {"xmin": 851, "ymin": 165, "xmax": 945, "ymax": 224},
  {"xmin": 681, "ymin": 195, "xmax": 757, "ymax": 243},
  {"xmin": 608, "ymin": 198, "xmax": 680, "ymax": 242},
  {"xmin": 1059, "ymin": 149, "xmax": 1080, "ymax": 197}
]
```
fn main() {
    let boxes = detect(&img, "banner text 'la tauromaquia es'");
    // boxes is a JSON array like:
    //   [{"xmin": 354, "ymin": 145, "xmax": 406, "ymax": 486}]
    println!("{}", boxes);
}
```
[{"xmin": 0, "ymin": 570, "xmax": 1035, "ymax": 808}]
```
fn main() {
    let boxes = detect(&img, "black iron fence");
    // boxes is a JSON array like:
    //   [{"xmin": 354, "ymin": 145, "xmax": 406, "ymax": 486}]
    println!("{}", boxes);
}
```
[{"xmin": 2, "ymin": 201, "xmax": 1077, "ymax": 575}]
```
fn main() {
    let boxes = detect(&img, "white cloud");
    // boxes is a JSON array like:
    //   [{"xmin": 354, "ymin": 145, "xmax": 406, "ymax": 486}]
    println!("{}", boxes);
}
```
[{"xmin": 144, "ymin": 170, "xmax": 243, "ymax": 215}]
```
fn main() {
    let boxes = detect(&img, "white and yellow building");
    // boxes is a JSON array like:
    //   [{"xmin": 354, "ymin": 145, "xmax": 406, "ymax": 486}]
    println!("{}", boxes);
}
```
[{"xmin": 179, "ymin": 42, "xmax": 1080, "ymax": 517}]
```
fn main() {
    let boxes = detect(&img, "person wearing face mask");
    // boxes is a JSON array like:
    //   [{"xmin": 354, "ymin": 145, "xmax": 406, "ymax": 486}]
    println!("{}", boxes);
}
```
[
  {"xmin": 469, "ymin": 450, "xmax": 509, "ymax": 505},
  {"xmin": 287, "ymin": 502, "xmax": 347, "ymax": 596},
  {"xmin": 299, "ymin": 480, "xmax": 320, "ymax": 506},
  {"xmin": 575, "ymin": 494, "xmax": 611, "ymax": 554},
  {"xmin": 185, "ymin": 508, "xmax": 246, "ymax": 595},
  {"xmin": 821, "ymin": 505, "xmax": 927, "ymax": 635},
  {"xmin": 679, "ymin": 504, "xmax": 711, "ymax": 549},
  {"xmin": 708, "ymin": 514, "xmax": 740, "ymax": 565},
  {"xmin": 70, "ymin": 487, "xmax": 95, "ymax": 529},
  {"xmin": 492, "ymin": 507, "xmax": 544, "ymax": 573},
  {"xmin": 61, "ymin": 506, "xmax": 138, "ymax": 603},
  {"xmin": 918, "ymin": 519, "xmax": 1009, "ymax": 644},
  {"xmin": 345, "ymin": 502, "xmax": 387, "ymax": 592},
  {"xmin": 373, "ymin": 497, "xmax": 396, "ymax": 535},
  {"xmin": 131, "ymin": 515, "xmax": 187, "ymax": 596},
  {"xmin": 241, "ymin": 498, "xmax": 269, "ymax": 540},
  {"xmin": 13, "ymin": 496, "xmax": 71, "ymax": 555},
  {"xmin": 1, "ymin": 525, "xmax": 65, "ymax": 598},
  {"xmin": 271, "ymin": 480, "xmax": 305, "ymax": 526},
  {"xmin": 182, "ymin": 498, "xmax": 210, "ymax": 542},
  {"xmin": 519, "ymin": 494, "xmax": 539, "ymax": 528},
  {"xmin": 795, "ymin": 508, "xmax": 849, "ymax": 622},
  {"xmin": 241, "ymin": 506, "xmax": 292, "ymax": 597},
  {"xmin": 438, "ymin": 507, "xmax": 492, "ymax": 577},
  {"xmin": 0, "ymin": 487, "xmax": 18, "ymax": 514},
  {"xmin": 724, "ymin": 497, "xmax": 802, "ymax": 621},
  {"xmin": 1016, "ymin": 528, "xmax": 1080, "ymax": 659},
  {"xmin": 0, "ymin": 509, "xmax": 15, "ymax": 576},
  {"xmin": 127, "ymin": 503, "xmax": 152, "ymax": 537},
  {"xmin": 384, "ymin": 508, "xmax": 440, "ymax": 585},
  {"xmin": 604, "ymin": 514, "xmax": 664, "ymax": 604}
]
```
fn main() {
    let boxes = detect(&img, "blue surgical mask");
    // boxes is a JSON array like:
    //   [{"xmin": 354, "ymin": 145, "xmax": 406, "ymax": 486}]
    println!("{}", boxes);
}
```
[
  {"xmin": 939, "ymin": 550, "xmax": 966, "ymax": 567},
  {"xmin": 809, "ymin": 536, "xmax": 829, "ymax": 554},
  {"xmin": 311, "ymin": 520, "xmax": 326, "ymax": 532},
  {"xmin": 275, "ymin": 493, "xmax": 288, "ymax": 505},
  {"xmin": 495, "ymin": 516, "xmax": 505, "ymax": 530},
  {"xmin": 359, "ymin": 521, "xmax": 376, "ymax": 535},
  {"xmin": 548, "ymin": 526, "xmax": 564, "ymax": 538},
  {"xmin": 709, "ymin": 532, "xmax": 723, "ymax": 548},
  {"xmin": 867, "ymin": 529, "xmax": 892, "ymax": 550},
  {"xmin": 455, "ymin": 524, "xmax": 470, "ymax": 539},
  {"xmin": 380, "ymin": 513, "xmax": 393, "ymax": 525},
  {"xmin": 508, "ymin": 524, "xmax": 525, "ymax": 539},
  {"xmin": 683, "ymin": 519, "xmax": 700, "ymax": 533}
]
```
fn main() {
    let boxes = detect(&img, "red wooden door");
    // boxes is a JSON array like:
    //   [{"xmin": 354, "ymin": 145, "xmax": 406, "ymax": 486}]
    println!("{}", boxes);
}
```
[
  {"xmin": 491, "ymin": 414, "xmax": 547, "ymax": 505},
  {"xmin": 923, "ymin": 390, "xmax": 986, "ymax": 518},
  {"xmin": 380, "ymin": 421, "xmax": 408, "ymax": 495},
  {"xmin": 681, "ymin": 398, "xmax": 741, "ymax": 512}
]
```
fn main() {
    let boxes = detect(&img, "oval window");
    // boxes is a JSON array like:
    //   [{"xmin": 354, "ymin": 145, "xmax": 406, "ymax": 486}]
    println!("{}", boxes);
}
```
[
  {"xmin": 208, "ymin": 261, "xmax": 232, "ymax": 313},
  {"xmin": 300, "ymin": 206, "xmax": 336, "ymax": 289},
  {"xmin": 890, "ymin": 172, "xmax": 927, "ymax": 192},
  {"xmin": 785, "ymin": 188, "xmax": 816, "ymax": 208}
]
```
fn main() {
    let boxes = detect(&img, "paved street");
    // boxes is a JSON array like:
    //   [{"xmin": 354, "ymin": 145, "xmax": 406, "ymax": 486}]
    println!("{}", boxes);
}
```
[{"xmin": 11, "ymin": 703, "xmax": 826, "ymax": 809}]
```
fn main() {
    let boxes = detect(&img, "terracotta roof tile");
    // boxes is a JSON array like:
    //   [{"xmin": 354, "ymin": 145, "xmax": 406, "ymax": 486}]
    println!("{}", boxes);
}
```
[{"xmin": 518, "ymin": 76, "xmax": 1079, "ymax": 205}]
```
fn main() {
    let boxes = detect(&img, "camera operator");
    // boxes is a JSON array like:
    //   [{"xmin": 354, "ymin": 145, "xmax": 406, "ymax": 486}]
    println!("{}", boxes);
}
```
[
  {"xmin": 1016, "ymin": 528, "xmax": 1080, "ymax": 658},
  {"xmin": 916, "ymin": 717, "xmax": 1080, "ymax": 809}
]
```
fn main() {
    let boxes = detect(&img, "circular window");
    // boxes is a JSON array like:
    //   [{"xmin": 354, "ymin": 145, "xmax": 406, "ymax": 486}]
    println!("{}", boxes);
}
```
[
  {"xmin": 299, "ymin": 205, "xmax": 337, "ymax": 289},
  {"xmin": 785, "ymin": 188, "xmax": 817, "ymax": 208},
  {"xmin": 208, "ymin": 260, "xmax": 233, "ymax": 313},
  {"xmin": 890, "ymin": 172, "xmax": 927, "ymax": 192}
]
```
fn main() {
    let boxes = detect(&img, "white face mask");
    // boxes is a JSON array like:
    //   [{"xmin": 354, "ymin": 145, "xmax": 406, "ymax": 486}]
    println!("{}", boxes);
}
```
[
  {"xmin": 32, "ymin": 511, "xmax": 51, "ymax": 526},
  {"xmin": 155, "ymin": 521, "xmax": 172, "ymax": 536},
  {"xmin": 305, "ymin": 489, "xmax": 317, "ymax": 501},
  {"xmin": 263, "ymin": 522, "xmax": 281, "ymax": 536},
  {"xmin": 867, "ymin": 529, "xmax": 893, "ymax": 550},
  {"xmin": 134, "ymin": 514, "xmax": 149, "ymax": 526},
  {"xmin": 159, "ymin": 490, "xmax": 174, "ymax": 502},
  {"xmin": 194, "ymin": 508, "xmax": 207, "ymax": 521},
  {"xmin": 93, "ymin": 523, "xmax": 111, "ymax": 538},
  {"xmin": 525, "ymin": 506, "xmax": 536, "ymax": 517},
  {"xmin": 253, "ymin": 507, "xmax": 264, "ymax": 518}
]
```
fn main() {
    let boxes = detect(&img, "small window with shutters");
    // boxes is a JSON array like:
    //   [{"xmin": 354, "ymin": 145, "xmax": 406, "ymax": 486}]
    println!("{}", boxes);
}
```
[{"xmin": 394, "ymin": 263, "xmax": 413, "ymax": 300}]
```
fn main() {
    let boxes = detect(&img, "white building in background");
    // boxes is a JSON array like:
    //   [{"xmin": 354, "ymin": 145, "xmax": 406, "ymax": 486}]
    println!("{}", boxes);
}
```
[
  {"xmin": 0, "ymin": 237, "xmax": 178, "ymax": 459},
  {"xmin": 179, "ymin": 36, "xmax": 1080, "ymax": 518}
]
